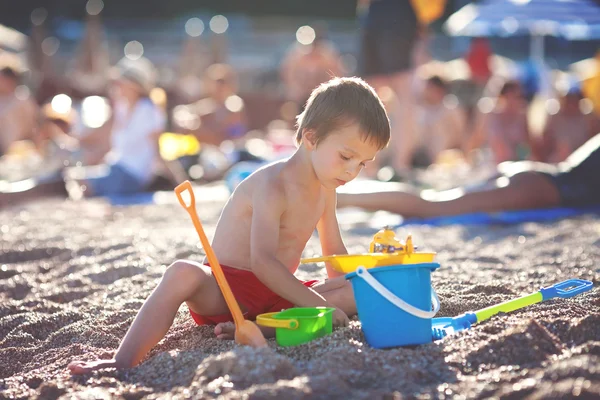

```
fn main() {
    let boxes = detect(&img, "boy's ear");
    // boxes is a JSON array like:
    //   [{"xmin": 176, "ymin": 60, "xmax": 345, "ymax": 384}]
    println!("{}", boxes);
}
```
[{"xmin": 303, "ymin": 129, "xmax": 317, "ymax": 150}]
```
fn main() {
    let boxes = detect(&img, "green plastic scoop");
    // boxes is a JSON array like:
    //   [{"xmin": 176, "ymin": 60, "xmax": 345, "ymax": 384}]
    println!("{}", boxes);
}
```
[{"xmin": 432, "ymin": 278, "xmax": 593, "ymax": 339}]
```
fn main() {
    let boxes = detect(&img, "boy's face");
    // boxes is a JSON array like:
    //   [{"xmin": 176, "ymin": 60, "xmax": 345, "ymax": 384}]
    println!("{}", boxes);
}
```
[{"xmin": 306, "ymin": 122, "xmax": 380, "ymax": 190}]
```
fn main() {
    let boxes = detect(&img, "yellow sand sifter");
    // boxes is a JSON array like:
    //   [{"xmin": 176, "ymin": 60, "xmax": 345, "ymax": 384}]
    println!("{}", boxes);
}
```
[{"xmin": 300, "ymin": 228, "xmax": 436, "ymax": 273}]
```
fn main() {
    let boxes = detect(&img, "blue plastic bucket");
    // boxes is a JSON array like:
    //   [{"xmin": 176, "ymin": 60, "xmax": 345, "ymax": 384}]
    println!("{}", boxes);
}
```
[{"xmin": 346, "ymin": 263, "xmax": 440, "ymax": 348}]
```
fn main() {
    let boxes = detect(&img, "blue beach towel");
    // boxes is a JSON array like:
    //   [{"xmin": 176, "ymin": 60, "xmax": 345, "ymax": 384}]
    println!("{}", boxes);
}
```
[
  {"xmin": 397, "ymin": 207, "xmax": 600, "ymax": 227},
  {"xmin": 105, "ymin": 192, "xmax": 156, "ymax": 206}
]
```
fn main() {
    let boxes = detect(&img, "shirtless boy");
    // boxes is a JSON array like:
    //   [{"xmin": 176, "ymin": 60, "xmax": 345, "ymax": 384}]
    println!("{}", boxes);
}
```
[{"xmin": 68, "ymin": 77, "xmax": 390, "ymax": 374}]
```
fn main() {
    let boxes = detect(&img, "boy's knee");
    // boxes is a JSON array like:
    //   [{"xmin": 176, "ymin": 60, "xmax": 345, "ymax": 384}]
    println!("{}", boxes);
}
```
[{"xmin": 164, "ymin": 260, "xmax": 208, "ymax": 287}]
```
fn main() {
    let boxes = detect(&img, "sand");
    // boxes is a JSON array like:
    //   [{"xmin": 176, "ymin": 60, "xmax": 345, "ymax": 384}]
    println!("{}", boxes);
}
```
[{"xmin": 1, "ymin": 193, "xmax": 599, "ymax": 399}]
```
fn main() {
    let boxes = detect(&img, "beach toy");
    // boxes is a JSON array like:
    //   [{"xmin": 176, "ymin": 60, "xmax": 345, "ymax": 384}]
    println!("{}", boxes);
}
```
[
  {"xmin": 301, "ymin": 231, "xmax": 435, "ymax": 273},
  {"xmin": 346, "ymin": 263, "xmax": 441, "ymax": 348},
  {"xmin": 175, "ymin": 180, "xmax": 267, "ymax": 348},
  {"xmin": 256, "ymin": 307, "xmax": 335, "ymax": 347},
  {"xmin": 432, "ymin": 278, "xmax": 593, "ymax": 339},
  {"xmin": 301, "ymin": 252, "xmax": 436, "ymax": 273},
  {"xmin": 369, "ymin": 226, "xmax": 407, "ymax": 253}
]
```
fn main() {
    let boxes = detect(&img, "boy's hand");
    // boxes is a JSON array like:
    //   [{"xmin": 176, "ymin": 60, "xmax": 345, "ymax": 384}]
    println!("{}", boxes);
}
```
[{"xmin": 332, "ymin": 308, "xmax": 350, "ymax": 328}]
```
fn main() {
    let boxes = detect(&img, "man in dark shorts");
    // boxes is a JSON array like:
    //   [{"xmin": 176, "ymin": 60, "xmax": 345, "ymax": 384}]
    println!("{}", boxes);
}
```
[
  {"xmin": 358, "ymin": 0, "xmax": 418, "ymax": 78},
  {"xmin": 337, "ymin": 133, "xmax": 600, "ymax": 216},
  {"xmin": 357, "ymin": 0, "xmax": 420, "ymax": 173}
]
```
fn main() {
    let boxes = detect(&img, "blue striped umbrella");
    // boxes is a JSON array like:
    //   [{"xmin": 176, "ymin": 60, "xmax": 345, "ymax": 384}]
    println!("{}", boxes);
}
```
[
  {"xmin": 446, "ymin": 0, "xmax": 600, "ymax": 40},
  {"xmin": 445, "ymin": 0, "xmax": 600, "ymax": 62}
]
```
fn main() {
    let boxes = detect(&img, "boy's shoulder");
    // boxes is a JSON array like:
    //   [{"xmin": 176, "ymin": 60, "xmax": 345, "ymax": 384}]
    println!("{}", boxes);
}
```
[{"xmin": 237, "ymin": 159, "xmax": 288, "ymax": 197}]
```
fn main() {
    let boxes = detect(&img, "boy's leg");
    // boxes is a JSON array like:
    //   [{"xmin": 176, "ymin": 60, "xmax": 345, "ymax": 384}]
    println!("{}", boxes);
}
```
[
  {"xmin": 312, "ymin": 276, "xmax": 357, "ymax": 317},
  {"xmin": 68, "ymin": 260, "xmax": 228, "ymax": 374},
  {"xmin": 213, "ymin": 322, "xmax": 275, "ymax": 341}
]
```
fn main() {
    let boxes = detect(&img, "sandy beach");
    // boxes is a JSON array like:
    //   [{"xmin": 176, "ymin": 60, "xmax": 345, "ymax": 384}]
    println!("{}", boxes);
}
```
[{"xmin": 1, "ymin": 192, "xmax": 599, "ymax": 399}]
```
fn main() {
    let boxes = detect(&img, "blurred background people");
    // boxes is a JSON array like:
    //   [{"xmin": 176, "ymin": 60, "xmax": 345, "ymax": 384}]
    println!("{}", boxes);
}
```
[
  {"xmin": 356, "ymin": 0, "xmax": 420, "ymax": 175},
  {"xmin": 465, "ymin": 38, "xmax": 493, "ymax": 87},
  {"xmin": 1, "ymin": 0, "xmax": 599, "ymax": 208},
  {"xmin": 467, "ymin": 80, "xmax": 532, "ymax": 164},
  {"xmin": 0, "ymin": 60, "xmax": 38, "ymax": 156},
  {"xmin": 537, "ymin": 87, "xmax": 596, "ymax": 162},
  {"xmin": 178, "ymin": 63, "xmax": 247, "ymax": 147},
  {"xmin": 65, "ymin": 56, "xmax": 166, "ymax": 198},
  {"xmin": 413, "ymin": 75, "xmax": 467, "ymax": 166},
  {"xmin": 281, "ymin": 23, "xmax": 345, "ymax": 112}
]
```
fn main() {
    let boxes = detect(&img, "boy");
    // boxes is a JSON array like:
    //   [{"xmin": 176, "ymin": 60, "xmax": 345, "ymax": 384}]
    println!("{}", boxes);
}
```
[{"xmin": 68, "ymin": 77, "xmax": 390, "ymax": 374}]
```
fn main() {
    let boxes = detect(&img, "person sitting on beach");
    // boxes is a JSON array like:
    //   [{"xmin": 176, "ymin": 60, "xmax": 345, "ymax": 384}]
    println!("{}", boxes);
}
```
[
  {"xmin": 537, "ymin": 88, "xmax": 596, "ymax": 163},
  {"xmin": 32, "ymin": 101, "xmax": 80, "ymax": 173},
  {"xmin": 337, "ymin": 132, "xmax": 600, "ymax": 216},
  {"xmin": 467, "ymin": 80, "xmax": 532, "ymax": 164},
  {"xmin": 465, "ymin": 38, "xmax": 492, "ymax": 88},
  {"xmin": 65, "ymin": 56, "xmax": 166, "ymax": 198},
  {"xmin": 281, "ymin": 23, "xmax": 345, "ymax": 111},
  {"xmin": 413, "ymin": 75, "xmax": 467, "ymax": 166},
  {"xmin": 0, "ymin": 62, "xmax": 39, "ymax": 156},
  {"xmin": 175, "ymin": 63, "xmax": 247, "ymax": 147},
  {"xmin": 67, "ymin": 77, "xmax": 390, "ymax": 374}
]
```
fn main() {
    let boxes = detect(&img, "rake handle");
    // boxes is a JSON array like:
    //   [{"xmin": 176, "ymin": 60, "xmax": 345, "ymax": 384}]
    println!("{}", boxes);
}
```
[{"xmin": 474, "ymin": 279, "xmax": 593, "ymax": 323}]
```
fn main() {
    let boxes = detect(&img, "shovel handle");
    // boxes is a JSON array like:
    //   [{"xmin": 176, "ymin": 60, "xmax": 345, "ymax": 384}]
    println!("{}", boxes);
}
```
[
  {"xmin": 175, "ymin": 180, "xmax": 246, "ymax": 327},
  {"xmin": 175, "ymin": 181, "xmax": 196, "ymax": 212},
  {"xmin": 540, "ymin": 279, "xmax": 593, "ymax": 300}
]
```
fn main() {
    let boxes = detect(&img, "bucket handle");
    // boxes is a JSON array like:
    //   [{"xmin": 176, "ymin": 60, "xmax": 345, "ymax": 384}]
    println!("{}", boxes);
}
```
[
  {"xmin": 256, "ymin": 312, "xmax": 299, "ymax": 330},
  {"xmin": 355, "ymin": 266, "xmax": 440, "ymax": 319}
]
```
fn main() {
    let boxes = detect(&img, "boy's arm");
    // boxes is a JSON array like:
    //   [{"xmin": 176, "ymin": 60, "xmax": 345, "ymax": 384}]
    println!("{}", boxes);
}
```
[
  {"xmin": 250, "ymin": 182, "xmax": 332, "ymax": 308},
  {"xmin": 316, "ymin": 190, "xmax": 347, "ymax": 278}
]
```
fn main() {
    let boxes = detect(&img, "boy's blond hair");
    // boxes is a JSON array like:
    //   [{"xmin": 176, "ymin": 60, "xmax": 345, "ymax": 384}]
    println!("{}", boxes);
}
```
[{"xmin": 295, "ymin": 77, "xmax": 390, "ymax": 149}]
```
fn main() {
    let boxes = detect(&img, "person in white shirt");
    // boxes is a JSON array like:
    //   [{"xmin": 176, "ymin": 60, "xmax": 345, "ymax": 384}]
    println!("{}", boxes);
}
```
[{"xmin": 65, "ymin": 57, "xmax": 166, "ymax": 198}]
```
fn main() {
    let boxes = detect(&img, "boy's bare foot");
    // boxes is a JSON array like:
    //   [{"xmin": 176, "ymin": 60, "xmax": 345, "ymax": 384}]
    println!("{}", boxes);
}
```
[
  {"xmin": 214, "ymin": 322, "xmax": 236, "ymax": 340},
  {"xmin": 67, "ymin": 359, "xmax": 124, "ymax": 374}
]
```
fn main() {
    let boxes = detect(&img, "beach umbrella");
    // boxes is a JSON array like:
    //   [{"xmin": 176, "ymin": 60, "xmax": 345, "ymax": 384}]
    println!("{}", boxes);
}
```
[{"xmin": 445, "ymin": 0, "xmax": 600, "ymax": 63}]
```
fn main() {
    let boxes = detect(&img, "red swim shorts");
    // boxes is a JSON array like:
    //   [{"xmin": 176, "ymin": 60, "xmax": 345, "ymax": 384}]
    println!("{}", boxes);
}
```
[{"xmin": 189, "ymin": 264, "xmax": 319, "ymax": 325}]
